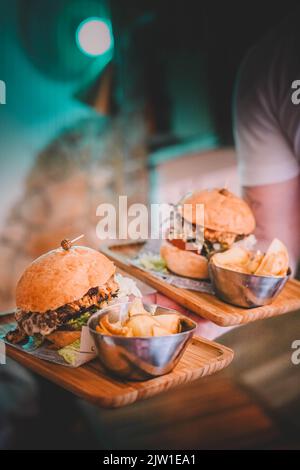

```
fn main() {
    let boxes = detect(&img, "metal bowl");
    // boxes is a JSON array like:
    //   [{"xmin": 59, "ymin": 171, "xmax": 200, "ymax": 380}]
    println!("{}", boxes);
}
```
[
  {"xmin": 88, "ymin": 302, "xmax": 196, "ymax": 381},
  {"xmin": 209, "ymin": 262, "xmax": 290, "ymax": 308}
]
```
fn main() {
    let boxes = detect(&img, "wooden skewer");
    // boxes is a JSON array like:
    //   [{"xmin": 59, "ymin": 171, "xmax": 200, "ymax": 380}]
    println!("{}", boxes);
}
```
[{"xmin": 70, "ymin": 234, "xmax": 85, "ymax": 244}]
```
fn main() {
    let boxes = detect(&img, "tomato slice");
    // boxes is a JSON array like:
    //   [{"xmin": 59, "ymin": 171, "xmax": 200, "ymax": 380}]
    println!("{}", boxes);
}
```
[{"xmin": 167, "ymin": 238, "xmax": 199, "ymax": 254}]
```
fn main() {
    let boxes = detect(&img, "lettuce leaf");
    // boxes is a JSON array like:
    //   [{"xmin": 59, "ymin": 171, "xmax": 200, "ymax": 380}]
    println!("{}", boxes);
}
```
[
  {"xmin": 137, "ymin": 253, "xmax": 167, "ymax": 273},
  {"xmin": 58, "ymin": 339, "xmax": 81, "ymax": 366},
  {"xmin": 65, "ymin": 312, "xmax": 91, "ymax": 330}
]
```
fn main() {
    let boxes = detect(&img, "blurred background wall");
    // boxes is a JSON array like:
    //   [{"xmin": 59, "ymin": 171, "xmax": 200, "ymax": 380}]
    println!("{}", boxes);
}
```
[{"xmin": 0, "ymin": 0, "xmax": 295, "ymax": 309}]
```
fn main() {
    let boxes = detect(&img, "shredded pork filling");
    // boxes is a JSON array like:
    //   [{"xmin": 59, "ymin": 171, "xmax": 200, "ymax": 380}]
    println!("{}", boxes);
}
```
[
  {"xmin": 203, "ymin": 228, "xmax": 239, "ymax": 247},
  {"xmin": 7, "ymin": 276, "xmax": 119, "ymax": 342}
]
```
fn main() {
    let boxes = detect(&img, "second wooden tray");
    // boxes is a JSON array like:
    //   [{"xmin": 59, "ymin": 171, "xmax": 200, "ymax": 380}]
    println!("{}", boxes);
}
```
[{"xmin": 101, "ymin": 241, "xmax": 300, "ymax": 327}]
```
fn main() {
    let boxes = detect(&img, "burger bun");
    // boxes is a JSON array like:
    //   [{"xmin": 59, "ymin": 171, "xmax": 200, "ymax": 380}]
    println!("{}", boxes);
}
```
[
  {"xmin": 160, "ymin": 242, "xmax": 209, "ymax": 279},
  {"xmin": 180, "ymin": 188, "xmax": 255, "ymax": 235},
  {"xmin": 16, "ymin": 246, "xmax": 116, "ymax": 313}
]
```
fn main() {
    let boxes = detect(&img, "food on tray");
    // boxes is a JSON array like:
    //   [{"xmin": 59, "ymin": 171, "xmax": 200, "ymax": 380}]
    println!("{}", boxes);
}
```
[
  {"xmin": 211, "ymin": 246, "xmax": 259, "ymax": 274},
  {"xmin": 211, "ymin": 238, "xmax": 289, "ymax": 277},
  {"xmin": 160, "ymin": 188, "xmax": 256, "ymax": 279},
  {"xmin": 126, "ymin": 315, "xmax": 159, "ymax": 337},
  {"xmin": 45, "ymin": 330, "xmax": 82, "ymax": 349},
  {"xmin": 138, "ymin": 253, "xmax": 168, "ymax": 273},
  {"xmin": 126, "ymin": 297, "xmax": 149, "ymax": 316},
  {"xmin": 151, "ymin": 314, "xmax": 180, "ymax": 334},
  {"xmin": 5, "ymin": 240, "xmax": 140, "ymax": 348},
  {"xmin": 96, "ymin": 298, "xmax": 181, "ymax": 337},
  {"xmin": 254, "ymin": 238, "xmax": 289, "ymax": 277},
  {"xmin": 57, "ymin": 339, "xmax": 82, "ymax": 366}
]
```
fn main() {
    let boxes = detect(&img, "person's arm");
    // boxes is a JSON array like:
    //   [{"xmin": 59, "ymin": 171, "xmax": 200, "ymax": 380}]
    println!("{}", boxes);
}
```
[
  {"xmin": 234, "ymin": 37, "xmax": 300, "ymax": 273},
  {"xmin": 243, "ymin": 177, "xmax": 300, "ymax": 274}
]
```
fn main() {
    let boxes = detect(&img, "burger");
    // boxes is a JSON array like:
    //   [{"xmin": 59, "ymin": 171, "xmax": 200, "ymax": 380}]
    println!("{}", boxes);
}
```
[
  {"xmin": 160, "ymin": 188, "xmax": 256, "ymax": 279},
  {"xmin": 6, "ymin": 244, "xmax": 136, "ymax": 348}
]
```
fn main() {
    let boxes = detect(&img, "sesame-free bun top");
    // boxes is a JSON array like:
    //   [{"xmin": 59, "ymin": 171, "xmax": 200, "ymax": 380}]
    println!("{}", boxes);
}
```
[
  {"xmin": 16, "ymin": 246, "xmax": 116, "ymax": 313},
  {"xmin": 180, "ymin": 188, "xmax": 255, "ymax": 235}
]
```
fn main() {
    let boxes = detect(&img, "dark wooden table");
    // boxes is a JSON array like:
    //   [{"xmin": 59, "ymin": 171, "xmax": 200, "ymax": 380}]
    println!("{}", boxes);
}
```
[{"xmin": 8, "ymin": 310, "xmax": 300, "ymax": 449}]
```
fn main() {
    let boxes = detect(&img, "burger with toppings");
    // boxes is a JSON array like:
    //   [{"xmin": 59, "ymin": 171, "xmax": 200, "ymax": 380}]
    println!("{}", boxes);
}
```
[
  {"xmin": 6, "ymin": 243, "xmax": 137, "ymax": 348},
  {"xmin": 160, "ymin": 188, "xmax": 256, "ymax": 279}
]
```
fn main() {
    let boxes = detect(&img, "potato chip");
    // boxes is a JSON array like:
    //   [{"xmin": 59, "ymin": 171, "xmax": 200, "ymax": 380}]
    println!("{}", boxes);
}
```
[
  {"xmin": 254, "ymin": 238, "xmax": 289, "ymax": 277},
  {"xmin": 101, "ymin": 315, "xmax": 129, "ymax": 336},
  {"xmin": 154, "ymin": 314, "xmax": 181, "ymax": 334},
  {"xmin": 247, "ymin": 251, "xmax": 264, "ymax": 274},
  {"xmin": 124, "ymin": 327, "xmax": 134, "ymax": 338},
  {"xmin": 211, "ymin": 238, "xmax": 289, "ymax": 277},
  {"xmin": 152, "ymin": 325, "xmax": 171, "ymax": 336},
  {"xmin": 96, "ymin": 297, "xmax": 184, "ymax": 338},
  {"xmin": 128, "ymin": 298, "xmax": 149, "ymax": 316},
  {"xmin": 212, "ymin": 246, "xmax": 250, "ymax": 270},
  {"xmin": 96, "ymin": 323, "xmax": 112, "ymax": 335},
  {"xmin": 218, "ymin": 263, "xmax": 250, "ymax": 274},
  {"xmin": 126, "ymin": 314, "xmax": 159, "ymax": 337}
]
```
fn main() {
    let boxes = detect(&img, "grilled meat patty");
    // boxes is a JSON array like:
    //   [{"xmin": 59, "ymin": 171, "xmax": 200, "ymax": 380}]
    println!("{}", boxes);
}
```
[
  {"xmin": 203, "ymin": 228, "xmax": 239, "ymax": 247},
  {"xmin": 168, "ymin": 216, "xmax": 244, "ymax": 256},
  {"xmin": 6, "ymin": 277, "xmax": 118, "ymax": 343}
]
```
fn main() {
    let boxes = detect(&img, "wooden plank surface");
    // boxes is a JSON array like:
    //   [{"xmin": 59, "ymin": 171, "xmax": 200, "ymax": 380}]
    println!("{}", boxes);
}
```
[
  {"xmin": 101, "ymin": 241, "xmax": 300, "ymax": 326},
  {"xmin": 1, "ymin": 322, "xmax": 233, "ymax": 408}
]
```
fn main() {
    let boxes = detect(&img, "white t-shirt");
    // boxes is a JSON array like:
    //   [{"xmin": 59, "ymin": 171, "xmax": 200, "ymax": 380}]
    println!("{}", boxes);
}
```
[{"xmin": 234, "ymin": 17, "xmax": 300, "ymax": 187}]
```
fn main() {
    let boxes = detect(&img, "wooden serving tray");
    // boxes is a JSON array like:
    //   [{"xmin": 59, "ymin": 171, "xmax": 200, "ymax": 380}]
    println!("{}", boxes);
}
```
[
  {"xmin": 1, "ymin": 316, "xmax": 233, "ymax": 408},
  {"xmin": 101, "ymin": 241, "xmax": 300, "ymax": 327}
]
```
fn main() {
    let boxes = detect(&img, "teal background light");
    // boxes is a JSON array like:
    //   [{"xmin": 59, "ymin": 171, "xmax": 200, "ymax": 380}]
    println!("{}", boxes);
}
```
[
  {"xmin": 0, "ymin": 0, "xmax": 112, "ymax": 227},
  {"xmin": 76, "ymin": 17, "xmax": 114, "ymax": 57}
]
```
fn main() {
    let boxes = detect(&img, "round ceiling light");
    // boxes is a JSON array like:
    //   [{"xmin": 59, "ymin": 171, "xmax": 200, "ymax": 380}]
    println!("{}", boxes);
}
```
[{"xmin": 76, "ymin": 17, "xmax": 113, "ymax": 56}]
